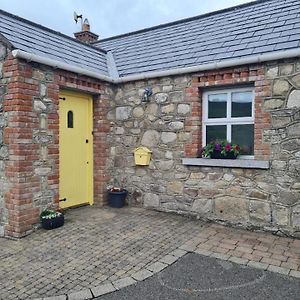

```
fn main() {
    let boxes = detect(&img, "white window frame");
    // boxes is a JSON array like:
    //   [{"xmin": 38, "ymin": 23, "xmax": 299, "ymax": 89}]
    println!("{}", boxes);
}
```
[{"xmin": 202, "ymin": 87, "xmax": 255, "ymax": 159}]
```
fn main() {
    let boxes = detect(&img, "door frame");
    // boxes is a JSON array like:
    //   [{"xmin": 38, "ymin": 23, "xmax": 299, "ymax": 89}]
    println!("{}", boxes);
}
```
[{"xmin": 59, "ymin": 89, "xmax": 94, "ymax": 208}]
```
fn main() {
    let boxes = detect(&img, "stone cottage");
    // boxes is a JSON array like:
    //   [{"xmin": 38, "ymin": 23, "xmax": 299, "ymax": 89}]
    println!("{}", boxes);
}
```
[{"xmin": 0, "ymin": 0, "xmax": 300, "ymax": 238}]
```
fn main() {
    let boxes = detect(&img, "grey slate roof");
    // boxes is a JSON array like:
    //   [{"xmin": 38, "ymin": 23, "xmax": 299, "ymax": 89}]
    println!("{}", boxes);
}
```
[
  {"xmin": 95, "ymin": 0, "xmax": 300, "ymax": 77},
  {"xmin": 0, "ymin": 0, "xmax": 299, "ymax": 80},
  {"xmin": 0, "ymin": 9, "xmax": 109, "ymax": 76}
]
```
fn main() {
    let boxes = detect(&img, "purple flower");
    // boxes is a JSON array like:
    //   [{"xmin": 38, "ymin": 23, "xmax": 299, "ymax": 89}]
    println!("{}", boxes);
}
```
[{"xmin": 214, "ymin": 143, "xmax": 221, "ymax": 151}]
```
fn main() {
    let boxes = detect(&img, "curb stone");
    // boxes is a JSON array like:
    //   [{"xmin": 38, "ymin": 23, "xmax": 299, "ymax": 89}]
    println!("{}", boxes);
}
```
[
  {"xmin": 112, "ymin": 277, "xmax": 136, "ymax": 290},
  {"xmin": 159, "ymin": 254, "xmax": 178, "ymax": 265},
  {"xmin": 67, "ymin": 289, "xmax": 93, "ymax": 300},
  {"xmin": 146, "ymin": 261, "xmax": 168, "ymax": 273},
  {"xmin": 91, "ymin": 283, "xmax": 115, "ymax": 298},
  {"xmin": 42, "ymin": 296, "xmax": 66, "ymax": 300},
  {"xmin": 267, "ymin": 265, "xmax": 290, "ymax": 275},
  {"xmin": 247, "ymin": 261, "xmax": 269, "ymax": 270},
  {"xmin": 132, "ymin": 269, "xmax": 153, "ymax": 281}
]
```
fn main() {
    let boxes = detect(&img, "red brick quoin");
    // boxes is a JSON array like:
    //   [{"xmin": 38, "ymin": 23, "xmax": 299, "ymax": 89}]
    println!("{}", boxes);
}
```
[{"xmin": 184, "ymin": 65, "xmax": 271, "ymax": 160}]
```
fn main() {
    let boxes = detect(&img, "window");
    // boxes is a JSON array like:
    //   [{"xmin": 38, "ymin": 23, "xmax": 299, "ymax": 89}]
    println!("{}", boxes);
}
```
[
  {"xmin": 202, "ymin": 87, "xmax": 254, "ymax": 156},
  {"xmin": 67, "ymin": 111, "xmax": 74, "ymax": 128}
]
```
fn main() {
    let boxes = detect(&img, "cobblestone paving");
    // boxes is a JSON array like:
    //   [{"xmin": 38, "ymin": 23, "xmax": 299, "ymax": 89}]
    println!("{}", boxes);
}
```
[
  {"xmin": 1, "ymin": 207, "xmax": 300, "ymax": 300},
  {"xmin": 194, "ymin": 224, "xmax": 300, "ymax": 275},
  {"xmin": 0, "ymin": 207, "xmax": 206, "ymax": 300}
]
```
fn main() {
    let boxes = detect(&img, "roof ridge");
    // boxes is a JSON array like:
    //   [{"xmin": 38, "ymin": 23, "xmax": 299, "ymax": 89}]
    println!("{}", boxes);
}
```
[
  {"xmin": 94, "ymin": 0, "xmax": 274, "ymax": 44},
  {"xmin": 0, "ymin": 8, "xmax": 107, "ymax": 54}
]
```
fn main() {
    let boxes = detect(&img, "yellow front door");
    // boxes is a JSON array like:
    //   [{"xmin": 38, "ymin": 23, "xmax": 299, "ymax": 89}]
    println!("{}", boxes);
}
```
[{"xmin": 59, "ymin": 90, "xmax": 93, "ymax": 208}]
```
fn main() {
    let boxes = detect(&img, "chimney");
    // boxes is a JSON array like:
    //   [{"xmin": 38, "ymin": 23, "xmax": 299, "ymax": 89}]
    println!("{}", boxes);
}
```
[{"xmin": 74, "ymin": 18, "xmax": 99, "ymax": 43}]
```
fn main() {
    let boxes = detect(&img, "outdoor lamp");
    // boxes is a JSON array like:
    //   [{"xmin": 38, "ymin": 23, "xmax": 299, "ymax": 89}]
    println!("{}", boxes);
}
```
[{"xmin": 142, "ymin": 87, "xmax": 153, "ymax": 102}]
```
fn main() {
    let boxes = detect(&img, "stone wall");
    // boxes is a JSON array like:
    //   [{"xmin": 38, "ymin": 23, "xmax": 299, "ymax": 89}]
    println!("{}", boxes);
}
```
[
  {"xmin": 2, "ymin": 58, "xmax": 58, "ymax": 237},
  {"xmin": 107, "ymin": 60, "xmax": 300, "ymax": 237},
  {"xmin": 264, "ymin": 60, "xmax": 300, "ymax": 235},
  {"xmin": 2, "ymin": 53, "xmax": 300, "ymax": 238},
  {"xmin": 0, "ymin": 43, "xmax": 9, "ymax": 236},
  {"xmin": 2, "ymin": 57, "xmax": 110, "ymax": 237}
]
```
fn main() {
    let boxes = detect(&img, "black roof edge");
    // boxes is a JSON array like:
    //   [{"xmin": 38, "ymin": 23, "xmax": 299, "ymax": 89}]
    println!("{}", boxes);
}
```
[
  {"xmin": 94, "ymin": 0, "xmax": 271, "ymax": 44},
  {"xmin": 0, "ymin": 8, "xmax": 108, "ymax": 54}
]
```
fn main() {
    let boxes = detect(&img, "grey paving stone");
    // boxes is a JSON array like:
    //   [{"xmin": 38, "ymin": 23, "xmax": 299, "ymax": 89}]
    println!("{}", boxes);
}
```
[
  {"xmin": 91, "ymin": 283, "xmax": 116, "ymax": 297},
  {"xmin": 169, "ymin": 249, "xmax": 187, "ymax": 258},
  {"xmin": 146, "ymin": 261, "xmax": 168, "ymax": 273},
  {"xmin": 179, "ymin": 243, "xmax": 197, "ymax": 252},
  {"xmin": 229, "ymin": 256, "xmax": 249, "ymax": 265},
  {"xmin": 209, "ymin": 253, "xmax": 230, "ymax": 260},
  {"xmin": 43, "ymin": 296, "xmax": 67, "ymax": 300},
  {"xmin": 113, "ymin": 277, "xmax": 136, "ymax": 289},
  {"xmin": 194, "ymin": 248, "xmax": 213, "ymax": 257},
  {"xmin": 67, "ymin": 289, "xmax": 93, "ymax": 300},
  {"xmin": 131, "ymin": 269, "xmax": 153, "ymax": 281},
  {"xmin": 248, "ymin": 261, "xmax": 269, "ymax": 270},
  {"xmin": 290, "ymin": 270, "xmax": 300, "ymax": 278},
  {"xmin": 268, "ymin": 265, "xmax": 290, "ymax": 275},
  {"xmin": 159, "ymin": 254, "xmax": 178, "ymax": 265}
]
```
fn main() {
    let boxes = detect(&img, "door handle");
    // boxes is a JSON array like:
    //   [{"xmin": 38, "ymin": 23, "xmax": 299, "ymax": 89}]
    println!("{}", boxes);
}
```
[{"xmin": 59, "ymin": 198, "xmax": 67, "ymax": 202}]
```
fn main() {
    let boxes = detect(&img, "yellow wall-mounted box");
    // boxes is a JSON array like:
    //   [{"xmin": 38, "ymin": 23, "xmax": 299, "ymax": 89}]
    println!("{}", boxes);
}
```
[{"xmin": 134, "ymin": 147, "xmax": 152, "ymax": 166}]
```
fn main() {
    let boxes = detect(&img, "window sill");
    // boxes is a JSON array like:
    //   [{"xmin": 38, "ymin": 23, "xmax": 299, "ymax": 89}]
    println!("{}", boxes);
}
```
[{"xmin": 182, "ymin": 158, "xmax": 269, "ymax": 169}]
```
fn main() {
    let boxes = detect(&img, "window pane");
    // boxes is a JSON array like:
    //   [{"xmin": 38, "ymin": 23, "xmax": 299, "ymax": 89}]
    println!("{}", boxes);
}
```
[
  {"xmin": 208, "ymin": 93, "xmax": 227, "ymax": 118},
  {"xmin": 206, "ymin": 125, "xmax": 227, "ymax": 144},
  {"xmin": 232, "ymin": 124, "xmax": 254, "ymax": 155},
  {"xmin": 67, "ymin": 111, "xmax": 74, "ymax": 128},
  {"xmin": 231, "ymin": 91, "xmax": 253, "ymax": 118}
]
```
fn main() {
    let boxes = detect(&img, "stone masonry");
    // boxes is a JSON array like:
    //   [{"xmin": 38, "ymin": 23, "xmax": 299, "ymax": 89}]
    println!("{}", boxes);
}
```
[
  {"xmin": 107, "ymin": 60, "xmax": 300, "ymax": 238},
  {"xmin": 0, "ymin": 43, "xmax": 9, "ymax": 236},
  {"xmin": 1, "ymin": 54, "xmax": 110, "ymax": 237},
  {"xmin": 1, "ymin": 48, "xmax": 300, "ymax": 238},
  {"xmin": 2, "ymin": 55, "xmax": 57, "ymax": 237}
]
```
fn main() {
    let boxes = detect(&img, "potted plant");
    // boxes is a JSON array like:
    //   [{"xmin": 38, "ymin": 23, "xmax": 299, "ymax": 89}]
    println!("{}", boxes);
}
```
[
  {"xmin": 107, "ymin": 186, "xmax": 128, "ymax": 208},
  {"xmin": 40, "ymin": 208, "xmax": 64, "ymax": 230},
  {"xmin": 201, "ymin": 140, "xmax": 241, "ymax": 159}
]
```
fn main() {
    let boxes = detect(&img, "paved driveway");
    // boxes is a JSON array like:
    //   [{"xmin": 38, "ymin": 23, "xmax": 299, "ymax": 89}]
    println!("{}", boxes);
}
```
[
  {"xmin": 0, "ymin": 207, "xmax": 205, "ymax": 300},
  {"xmin": 0, "ymin": 206, "xmax": 299, "ymax": 300}
]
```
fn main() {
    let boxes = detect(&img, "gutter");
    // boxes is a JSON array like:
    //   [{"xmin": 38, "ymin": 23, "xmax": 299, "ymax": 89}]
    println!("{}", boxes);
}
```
[
  {"xmin": 12, "ymin": 49, "xmax": 114, "ymax": 83},
  {"xmin": 12, "ymin": 48, "xmax": 300, "ymax": 84}
]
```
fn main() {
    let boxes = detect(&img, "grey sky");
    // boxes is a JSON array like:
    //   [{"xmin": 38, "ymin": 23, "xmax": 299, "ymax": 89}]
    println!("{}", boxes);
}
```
[{"xmin": 0, "ymin": 0, "xmax": 253, "ymax": 39}]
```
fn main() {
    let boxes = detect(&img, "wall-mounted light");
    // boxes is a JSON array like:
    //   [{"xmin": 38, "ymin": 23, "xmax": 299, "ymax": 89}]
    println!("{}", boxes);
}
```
[{"xmin": 142, "ymin": 87, "xmax": 152, "ymax": 102}]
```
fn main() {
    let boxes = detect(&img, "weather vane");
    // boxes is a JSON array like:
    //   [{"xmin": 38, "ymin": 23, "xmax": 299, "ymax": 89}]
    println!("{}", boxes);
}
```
[{"xmin": 73, "ymin": 12, "xmax": 83, "ymax": 25}]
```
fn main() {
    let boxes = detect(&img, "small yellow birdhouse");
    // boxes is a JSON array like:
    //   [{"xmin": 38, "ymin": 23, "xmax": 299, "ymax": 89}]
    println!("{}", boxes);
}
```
[{"xmin": 134, "ymin": 147, "xmax": 152, "ymax": 166}]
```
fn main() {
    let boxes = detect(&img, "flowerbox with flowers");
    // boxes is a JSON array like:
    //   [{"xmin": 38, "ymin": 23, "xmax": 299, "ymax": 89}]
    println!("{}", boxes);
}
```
[{"xmin": 201, "ymin": 140, "xmax": 241, "ymax": 159}]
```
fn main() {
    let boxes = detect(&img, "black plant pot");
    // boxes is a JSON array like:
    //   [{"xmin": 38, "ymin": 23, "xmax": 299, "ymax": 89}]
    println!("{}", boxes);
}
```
[
  {"xmin": 210, "ymin": 150, "xmax": 223, "ymax": 159},
  {"xmin": 210, "ymin": 150, "xmax": 237, "ymax": 159},
  {"xmin": 41, "ymin": 214, "xmax": 64, "ymax": 230},
  {"xmin": 225, "ymin": 152, "xmax": 238, "ymax": 159},
  {"xmin": 107, "ymin": 190, "xmax": 128, "ymax": 208}
]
